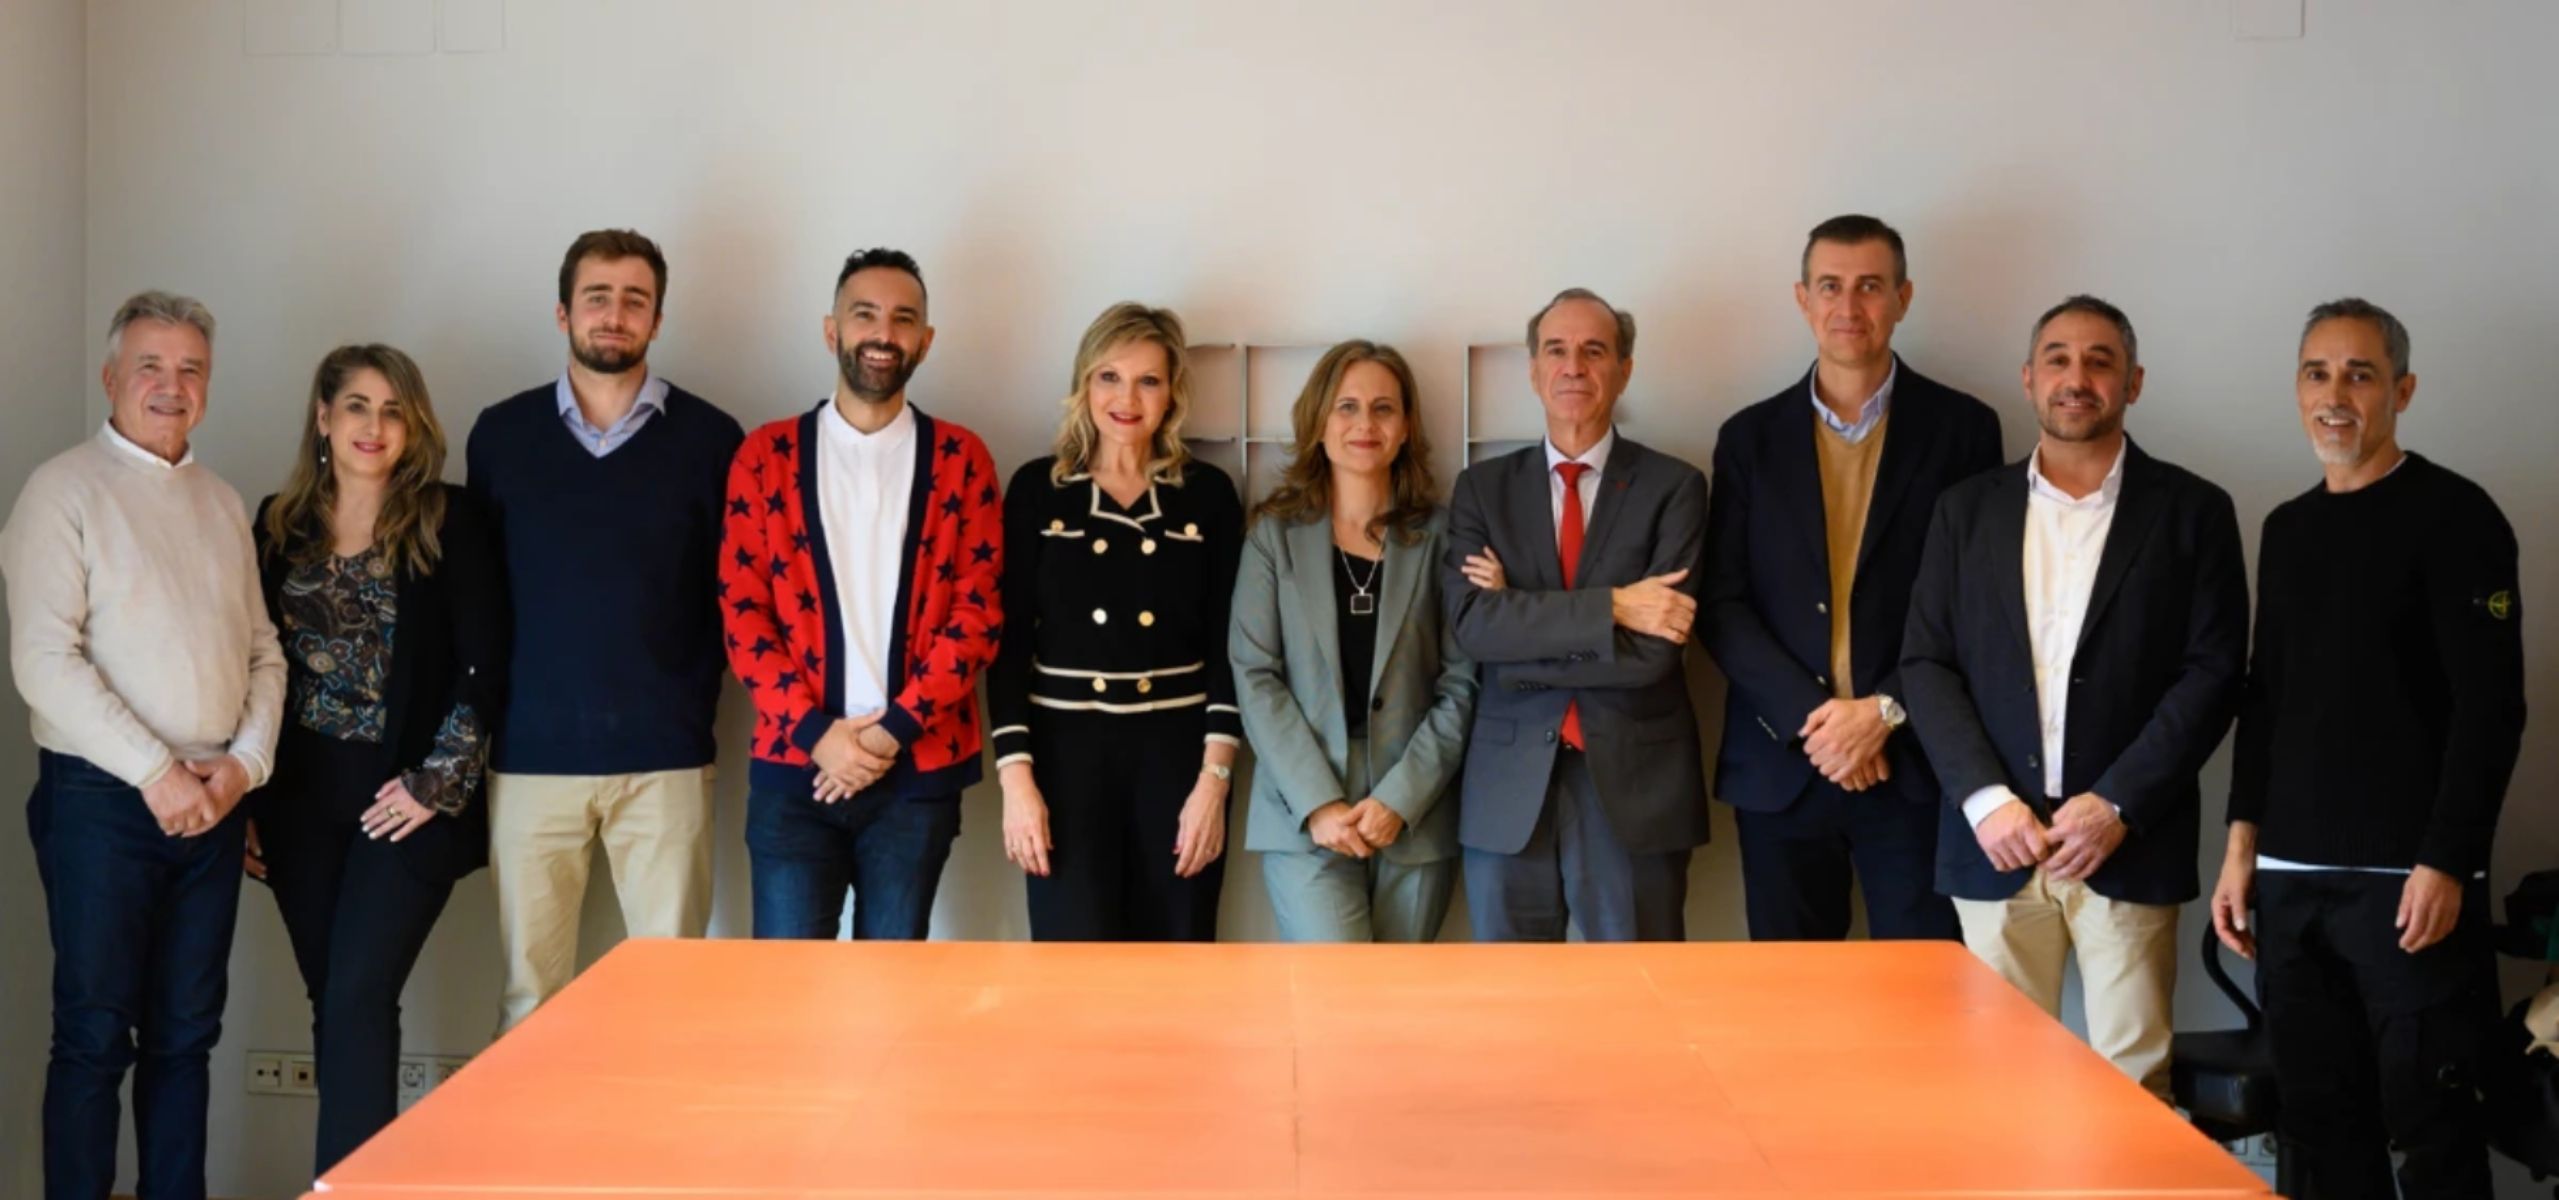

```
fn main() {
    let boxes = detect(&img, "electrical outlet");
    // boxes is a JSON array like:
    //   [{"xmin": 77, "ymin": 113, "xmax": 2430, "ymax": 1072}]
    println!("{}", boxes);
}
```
[
  {"xmin": 247, "ymin": 1050, "xmax": 319, "ymax": 1096},
  {"xmin": 245, "ymin": 1053, "xmax": 287, "ymax": 1094},
  {"xmin": 253, "ymin": 1049, "xmax": 467, "ymax": 1100},
  {"xmin": 394, "ymin": 1054, "xmax": 474, "ymax": 1108}
]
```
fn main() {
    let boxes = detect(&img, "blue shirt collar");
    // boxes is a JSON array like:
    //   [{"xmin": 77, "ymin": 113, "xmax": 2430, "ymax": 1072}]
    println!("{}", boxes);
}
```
[
  {"xmin": 554, "ymin": 369, "xmax": 669, "ymax": 435},
  {"xmin": 1807, "ymin": 357, "xmax": 1898, "ymax": 444}
]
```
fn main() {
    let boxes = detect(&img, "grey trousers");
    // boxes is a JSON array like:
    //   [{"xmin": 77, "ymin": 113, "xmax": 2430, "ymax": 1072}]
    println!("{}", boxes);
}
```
[
  {"xmin": 1462, "ymin": 748, "xmax": 1691, "ymax": 942},
  {"xmin": 1257, "ymin": 736, "xmax": 1456, "ymax": 943}
]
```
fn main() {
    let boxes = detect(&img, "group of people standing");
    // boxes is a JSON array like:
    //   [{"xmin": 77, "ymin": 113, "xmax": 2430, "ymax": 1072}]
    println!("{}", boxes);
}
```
[{"xmin": 2, "ymin": 216, "xmax": 2523, "ymax": 1200}]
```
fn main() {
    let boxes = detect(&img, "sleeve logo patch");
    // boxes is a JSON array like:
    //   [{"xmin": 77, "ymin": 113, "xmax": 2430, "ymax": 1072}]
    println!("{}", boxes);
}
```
[{"xmin": 2485, "ymin": 590, "xmax": 2515, "ymax": 620}]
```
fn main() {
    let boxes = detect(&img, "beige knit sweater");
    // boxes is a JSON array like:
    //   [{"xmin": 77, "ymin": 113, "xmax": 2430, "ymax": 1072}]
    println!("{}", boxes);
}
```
[{"xmin": 1, "ymin": 423, "xmax": 285, "ymax": 789}]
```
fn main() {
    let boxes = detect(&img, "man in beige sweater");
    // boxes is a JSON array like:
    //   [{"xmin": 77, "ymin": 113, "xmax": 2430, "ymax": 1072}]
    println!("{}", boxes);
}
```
[{"xmin": 1, "ymin": 290, "xmax": 285, "ymax": 1200}]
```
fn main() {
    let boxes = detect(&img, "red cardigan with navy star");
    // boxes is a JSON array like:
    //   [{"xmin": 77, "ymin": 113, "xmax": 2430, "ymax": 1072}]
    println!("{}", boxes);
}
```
[{"xmin": 720, "ymin": 402, "xmax": 1002, "ymax": 797}]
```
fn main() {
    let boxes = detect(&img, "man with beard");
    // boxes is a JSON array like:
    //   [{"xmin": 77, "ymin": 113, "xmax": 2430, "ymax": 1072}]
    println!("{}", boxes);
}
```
[
  {"xmin": 465, "ymin": 229, "xmax": 744, "ymax": 1031},
  {"xmin": 719, "ymin": 248, "xmax": 1001, "ymax": 939},
  {"xmin": 2213, "ymin": 300, "xmax": 2523, "ymax": 1199},
  {"xmin": 1900, "ymin": 295, "xmax": 2247, "ymax": 1097}
]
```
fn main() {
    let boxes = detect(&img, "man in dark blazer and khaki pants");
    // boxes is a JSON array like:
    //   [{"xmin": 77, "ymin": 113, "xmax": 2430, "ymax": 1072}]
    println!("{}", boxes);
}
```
[
  {"xmin": 1443, "ymin": 287, "xmax": 1709, "ymax": 942},
  {"xmin": 1702, "ymin": 215, "xmax": 2003, "ymax": 943},
  {"xmin": 1900, "ymin": 295, "xmax": 2248, "ymax": 1098}
]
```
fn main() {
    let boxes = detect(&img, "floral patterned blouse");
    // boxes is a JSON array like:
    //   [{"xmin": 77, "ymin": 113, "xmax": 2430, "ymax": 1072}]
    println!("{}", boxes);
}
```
[{"xmin": 279, "ymin": 547, "xmax": 487, "ymax": 815}]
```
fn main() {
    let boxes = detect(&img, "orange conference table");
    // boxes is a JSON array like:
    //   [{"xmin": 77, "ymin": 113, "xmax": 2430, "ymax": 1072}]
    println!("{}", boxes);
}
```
[{"xmin": 311, "ymin": 939, "xmax": 2270, "ymax": 1199}]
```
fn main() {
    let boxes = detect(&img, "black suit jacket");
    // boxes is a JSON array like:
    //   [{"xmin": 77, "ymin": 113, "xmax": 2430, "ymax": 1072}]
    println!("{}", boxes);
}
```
[
  {"xmin": 253, "ymin": 484, "xmax": 509, "ymax": 883},
  {"xmin": 1700, "ymin": 359, "xmax": 2002, "ymax": 813},
  {"xmin": 1899, "ymin": 441, "xmax": 2247, "ymax": 905}
]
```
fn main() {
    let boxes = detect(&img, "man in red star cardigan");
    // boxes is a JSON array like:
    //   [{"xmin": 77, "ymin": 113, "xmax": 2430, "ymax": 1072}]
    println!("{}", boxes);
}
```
[
  {"xmin": 721, "ymin": 405, "xmax": 1001, "ymax": 797},
  {"xmin": 717, "ymin": 250, "xmax": 1001, "ymax": 939}
]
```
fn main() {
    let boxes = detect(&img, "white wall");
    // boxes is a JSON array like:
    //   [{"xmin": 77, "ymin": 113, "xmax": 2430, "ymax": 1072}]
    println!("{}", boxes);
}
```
[
  {"xmin": 0, "ymin": 0, "xmax": 87, "ymax": 1194},
  {"xmin": 50, "ymin": 0, "xmax": 2559, "ymax": 1194}
]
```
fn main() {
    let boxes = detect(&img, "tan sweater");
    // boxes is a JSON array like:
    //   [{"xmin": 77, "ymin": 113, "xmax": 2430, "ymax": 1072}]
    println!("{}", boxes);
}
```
[
  {"xmin": 1, "ymin": 424, "xmax": 285, "ymax": 789},
  {"xmin": 1815, "ymin": 411, "xmax": 1890, "ymax": 698}
]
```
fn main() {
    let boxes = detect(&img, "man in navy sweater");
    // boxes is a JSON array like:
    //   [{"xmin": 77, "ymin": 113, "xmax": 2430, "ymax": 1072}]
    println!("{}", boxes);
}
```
[{"xmin": 465, "ymin": 229, "xmax": 744, "ymax": 1032}]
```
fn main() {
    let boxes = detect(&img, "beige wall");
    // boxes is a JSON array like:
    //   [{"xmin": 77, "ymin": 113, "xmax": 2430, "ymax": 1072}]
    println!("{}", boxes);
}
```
[
  {"xmin": 20, "ymin": 0, "xmax": 2558, "ymax": 1194},
  {"xmin": 0, "ymin": 0, "xmax": 88, "ymax": 1194}
]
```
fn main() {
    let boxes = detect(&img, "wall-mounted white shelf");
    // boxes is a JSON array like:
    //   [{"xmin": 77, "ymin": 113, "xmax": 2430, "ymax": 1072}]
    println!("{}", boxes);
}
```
[
  {"xmin": 1462, "ymin": 339, "xmax": 1636, "ymax": 465},
  {"xmin": 1183, "ymin": 342, "xmax": 1345, "ymax": 507}
]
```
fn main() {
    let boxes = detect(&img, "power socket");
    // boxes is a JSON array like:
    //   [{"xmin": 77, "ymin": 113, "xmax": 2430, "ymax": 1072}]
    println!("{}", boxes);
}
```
[
  {"xmin": 250, "ymin": 1050, "xmax": 467, "ymax": 1100},
  {"xmin": 245, "ymin": 1051, "xmax": 318, "ymax": 1096},
  {"xmin": 395, "ymin": 1054, "xmax": 473, "ymax": 1109},
  {"xmin": 244, "ymin": 1053, "xmax": 288, "ymax": 1094}
]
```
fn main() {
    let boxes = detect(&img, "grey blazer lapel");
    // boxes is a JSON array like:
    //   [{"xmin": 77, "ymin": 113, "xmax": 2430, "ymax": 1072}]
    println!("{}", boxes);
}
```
[
  {"xmin": 1286, "ymin": 516, "xmax": 1344, "ymax": 707},
  {"xmin": 1507, "ymin": 450, "xmax": 1562, "ymax": 591},
  {"xmin": 1369, "ymin": 527, "xmax": 1424, "ymax": 698}
]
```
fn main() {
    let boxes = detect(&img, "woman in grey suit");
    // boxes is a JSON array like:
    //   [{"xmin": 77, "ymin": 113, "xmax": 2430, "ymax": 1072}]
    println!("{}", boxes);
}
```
[{"xmin": 1229, "ymin": 340, "xmax": 1477, "ymax": 942}]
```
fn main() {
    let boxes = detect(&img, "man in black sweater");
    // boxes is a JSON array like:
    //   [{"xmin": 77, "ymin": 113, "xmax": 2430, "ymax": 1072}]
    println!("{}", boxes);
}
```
[{"xmin": 2212, "ymin": 298, "xmax": 2526, "ymax": 1200}]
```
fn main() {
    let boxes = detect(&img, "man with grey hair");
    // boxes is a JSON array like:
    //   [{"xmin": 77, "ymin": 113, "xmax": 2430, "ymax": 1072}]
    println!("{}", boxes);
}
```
[
  {"xmin": 2, "ymin": 291, "xmax": 285, "ymax": 1199},
  {"xmin": 2212, "ymin": 298, "xmax": 2523, "ymax": 1199},
  {"xmin": 1443, "ymin": 286, "xmax": 1710, "ymax": 941}
]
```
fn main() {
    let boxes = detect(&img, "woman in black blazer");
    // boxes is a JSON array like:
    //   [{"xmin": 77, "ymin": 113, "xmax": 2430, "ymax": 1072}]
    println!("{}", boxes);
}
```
[{"xmin": 252, "ymin": 344, "xmax": 506, "ymax": 1175}]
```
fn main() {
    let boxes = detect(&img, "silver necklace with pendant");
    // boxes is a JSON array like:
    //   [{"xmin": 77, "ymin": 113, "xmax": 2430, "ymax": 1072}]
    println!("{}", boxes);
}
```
[{"xmin": 1340, "ymin": 545, "xmax": 1381, "ymax": 616}]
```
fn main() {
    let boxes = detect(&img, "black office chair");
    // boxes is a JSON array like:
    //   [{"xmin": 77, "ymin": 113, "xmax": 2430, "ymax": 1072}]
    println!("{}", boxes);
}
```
[
  {"xmin": 2168, "ymin": 923, "xmax": 2296, "ymax": 1193},
  {"xmin": 2488, "ymin": 869, "xmax": 2559, "ymax": 1194}
]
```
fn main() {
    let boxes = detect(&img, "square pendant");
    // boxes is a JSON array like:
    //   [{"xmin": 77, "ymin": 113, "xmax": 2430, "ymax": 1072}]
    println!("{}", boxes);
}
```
[{"xmin": 1349, "ymin": 593, "xmax": 1376, "ymax": 616}]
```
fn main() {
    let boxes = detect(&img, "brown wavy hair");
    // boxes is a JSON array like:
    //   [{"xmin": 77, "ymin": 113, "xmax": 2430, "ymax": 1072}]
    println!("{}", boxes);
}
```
[
  {"xmin": 1049, "ymin": 302, "xmax": 1195, "ymax": 486},
  {"xmin": 1251, "ymin": 340, "xmax": 1437, "ymax": 544},
  {"xmin": 262, "ymin": 344, "xmax": 450, "ymax": 577}
]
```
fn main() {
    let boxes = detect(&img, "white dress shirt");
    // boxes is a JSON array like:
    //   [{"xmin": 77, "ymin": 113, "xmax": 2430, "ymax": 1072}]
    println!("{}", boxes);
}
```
[
  {"xmin": 815, "ymin": 397, "xmax": 916, "ymax": 719},
  {"xmin": 1543, "ymin": 425, "xmax": 1617, "ymax": 536},
  {"xmin": 1962, "ymin": 443, "xmax": 2126, "ymax": 828}
]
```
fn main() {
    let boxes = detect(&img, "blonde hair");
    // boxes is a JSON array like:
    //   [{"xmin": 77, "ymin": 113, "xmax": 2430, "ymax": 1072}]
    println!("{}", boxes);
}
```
[
  {"xmin": 1049, "ymin": 302, "xmax": 1195, "ymax": 486},
  {"xmin": 262, "ymin": 344, "xmax": 450, "ymax": 577},
  {"xmin": 1250, "ymin": 340, "xmax": 1438, "ymax": 544}
]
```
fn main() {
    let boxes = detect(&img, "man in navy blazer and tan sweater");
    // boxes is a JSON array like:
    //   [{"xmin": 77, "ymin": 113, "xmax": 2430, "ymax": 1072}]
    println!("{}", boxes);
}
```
[
  {"xmin": 1702, "ymin": 215, "xmax": 2002, "ymax": 944},
  {"xmin": 1900, "ymin": 295, "xmax": 2248, "ymax": 1099}
]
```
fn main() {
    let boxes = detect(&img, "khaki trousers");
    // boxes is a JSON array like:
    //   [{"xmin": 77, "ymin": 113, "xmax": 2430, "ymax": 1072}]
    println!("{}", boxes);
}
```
[
  {"xmin": 1952, "ymin": 865, "xmax": 2179, "ymax": 1099},
  {"xmin": 488, "ymin": 768, "xmax": 713, "ymax": 1032}
]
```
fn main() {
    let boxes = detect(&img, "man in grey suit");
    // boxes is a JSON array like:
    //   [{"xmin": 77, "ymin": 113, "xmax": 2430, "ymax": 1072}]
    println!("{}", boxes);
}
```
[{"xmin": 1443, "ymin": 288, "xmax": 1711, "ymax": 941}]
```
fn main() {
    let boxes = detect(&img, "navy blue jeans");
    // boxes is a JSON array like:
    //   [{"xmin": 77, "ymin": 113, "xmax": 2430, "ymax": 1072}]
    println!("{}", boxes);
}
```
[
  {"xmin": 745, "ymin": 784, "xmax": 960, "ymax": 940},
  {"xmin": 28, "ymin": 751, "xmax": 247, "ymax": 1200}
]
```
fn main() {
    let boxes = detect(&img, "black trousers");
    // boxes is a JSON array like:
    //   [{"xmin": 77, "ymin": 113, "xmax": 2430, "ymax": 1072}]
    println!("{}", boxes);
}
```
[
  {"xmin": 259, "ymin": 728, "xmax": 456, "ymax": 1176},
  {"xmin": 2256, "ymin": 870, "xmax": 2497, "ymax": 1200},
  {"xmin": 1024, "ymin": 707, "xmax": 1224, "ymax": 941},
  {"xmin": 1732, "ymin": 777, "xmax": 1958, "ymax": 942}
]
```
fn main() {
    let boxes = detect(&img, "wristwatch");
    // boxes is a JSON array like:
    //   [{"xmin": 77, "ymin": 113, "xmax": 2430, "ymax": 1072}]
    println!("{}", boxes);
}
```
[
  {"xmin": 1202, "ymin": 762, "xmax": 1233, "ymax": 782},
  {"xmin": 1876, "ymin": 694, "xmax": 1908, "ymax": 730}
]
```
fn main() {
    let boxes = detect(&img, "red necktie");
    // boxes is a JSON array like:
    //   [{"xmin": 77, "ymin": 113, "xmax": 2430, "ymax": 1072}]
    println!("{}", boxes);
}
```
[{"xmin": 1556, "ymin": 461, "xmax": 1589, "ymax": 751}]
